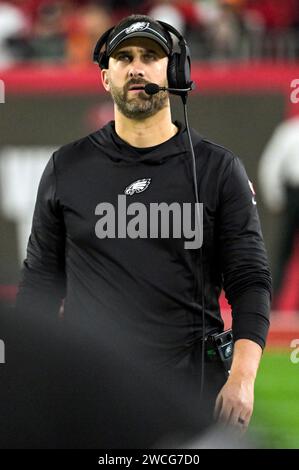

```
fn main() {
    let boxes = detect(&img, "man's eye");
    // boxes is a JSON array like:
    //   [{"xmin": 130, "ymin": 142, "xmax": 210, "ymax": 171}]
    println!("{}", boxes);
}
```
[
  {"xmin": 118, "ymin": 54, "xmax": 131, "ymax": 61},
  {"xmin": 144, "ymin": 53, "xmax": 156, "ymax": 60}
]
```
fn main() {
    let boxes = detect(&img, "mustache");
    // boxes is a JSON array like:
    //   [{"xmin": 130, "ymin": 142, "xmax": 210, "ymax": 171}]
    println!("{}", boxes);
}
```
[{"xmin": 125, "ymin": 80, "xmax": 149, "ymax": 92}]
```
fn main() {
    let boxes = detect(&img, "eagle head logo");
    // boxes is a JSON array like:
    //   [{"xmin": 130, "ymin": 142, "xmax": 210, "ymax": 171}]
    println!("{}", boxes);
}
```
[
  {"xmin": 124, "ymin": 178, "xmax": 151, "ymax": 196},
  {"xmin": 125, "ymin": 22, "xmax": 149, "ymax": 34}
]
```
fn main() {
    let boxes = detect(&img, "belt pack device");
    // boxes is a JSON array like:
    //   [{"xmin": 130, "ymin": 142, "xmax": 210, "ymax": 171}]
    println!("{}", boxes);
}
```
[{"xmin": 205, "ymin": 329, "xmax": 234, "ymax": 373}]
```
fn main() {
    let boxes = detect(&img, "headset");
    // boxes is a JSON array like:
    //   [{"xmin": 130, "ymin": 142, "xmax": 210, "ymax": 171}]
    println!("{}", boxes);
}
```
[{"xmin": 93, "ymin": 20, "xmax": 193, "ymax": 97}]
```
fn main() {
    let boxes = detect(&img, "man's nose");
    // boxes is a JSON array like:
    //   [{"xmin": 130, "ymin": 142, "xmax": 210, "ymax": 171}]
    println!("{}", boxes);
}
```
[{"xmin": 128, "ymin": 57, "xmax": 145, "ymax": 78}]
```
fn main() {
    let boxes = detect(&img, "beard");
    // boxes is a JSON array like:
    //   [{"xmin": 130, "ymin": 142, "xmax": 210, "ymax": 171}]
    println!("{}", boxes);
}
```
[{"xmin": 108, "ymin": 78, "xmax": 169, "ymax": 120}]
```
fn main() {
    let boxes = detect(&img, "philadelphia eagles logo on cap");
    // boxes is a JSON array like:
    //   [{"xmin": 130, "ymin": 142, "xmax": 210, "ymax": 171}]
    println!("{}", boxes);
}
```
[
  {"xmin": 125, "ymin": 22, "xmax": 150, "ymax": 34},
  {"xmin": 124, "ymin": 178, "xmax": 151, "ymax": 196},
  {"xmin": 107, "ymin": 19, "xmax": 171, "ymax": 56}
]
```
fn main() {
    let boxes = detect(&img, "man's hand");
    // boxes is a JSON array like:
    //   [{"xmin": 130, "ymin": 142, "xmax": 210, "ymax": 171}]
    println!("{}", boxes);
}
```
[
  {"xmin": 214, "ymin": 338, "xmax": 263, "ymax": 432},
  {"xmin": 214, "ymin": 375, "xmax": 254, "ymax": 431}
]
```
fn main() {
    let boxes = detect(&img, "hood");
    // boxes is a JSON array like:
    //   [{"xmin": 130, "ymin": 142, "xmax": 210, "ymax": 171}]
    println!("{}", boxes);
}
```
[{"xmin": 88, "ymin": 120, "xmax": 203, "ymax": 166}]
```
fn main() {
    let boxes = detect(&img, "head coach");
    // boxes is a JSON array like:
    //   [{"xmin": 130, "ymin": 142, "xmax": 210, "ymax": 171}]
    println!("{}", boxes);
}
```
[{"xmin": 15, "ymin": 13, "xmax": 272, "ymax": 439}]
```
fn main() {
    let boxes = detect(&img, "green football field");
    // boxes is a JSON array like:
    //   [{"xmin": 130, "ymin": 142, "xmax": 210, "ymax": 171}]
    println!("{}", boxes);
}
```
[{"xmin": 250, "ymin": 349, "xmax": 299, "ymax": 448}]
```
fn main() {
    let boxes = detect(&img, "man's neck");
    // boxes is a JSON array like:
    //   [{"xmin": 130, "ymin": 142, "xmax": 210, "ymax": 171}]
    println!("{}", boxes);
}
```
[{"xmin": 114, "ymin": 108, "xmax": 178, "ymax": 148}]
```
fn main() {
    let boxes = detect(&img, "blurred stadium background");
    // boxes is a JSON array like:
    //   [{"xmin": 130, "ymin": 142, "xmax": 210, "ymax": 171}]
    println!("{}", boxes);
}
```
[{"xmin": 0, "ymin": 0, "xmax": 299, "ymax": 449}]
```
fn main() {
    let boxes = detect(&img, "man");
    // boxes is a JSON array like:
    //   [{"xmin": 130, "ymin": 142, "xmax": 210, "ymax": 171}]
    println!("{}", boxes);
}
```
[{"xmin": 16, "ymin": 13, "xmax": 272, "ymax": 439}]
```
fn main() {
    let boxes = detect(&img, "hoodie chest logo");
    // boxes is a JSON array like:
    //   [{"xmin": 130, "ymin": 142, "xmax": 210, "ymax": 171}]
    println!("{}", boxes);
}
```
[{"xmin": 124, "ymin": 178, "xmax": 151, "ymax": 196}]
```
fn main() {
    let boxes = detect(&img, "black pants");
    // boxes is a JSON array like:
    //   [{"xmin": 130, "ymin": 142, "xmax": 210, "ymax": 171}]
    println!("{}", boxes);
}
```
[
  {"xmin": 165, "ymin": 339, "xmax": 229, "ymax": 422},
  {"xmin": 0, "ymin": 307, "xmax": 228, "ymax": 448}
]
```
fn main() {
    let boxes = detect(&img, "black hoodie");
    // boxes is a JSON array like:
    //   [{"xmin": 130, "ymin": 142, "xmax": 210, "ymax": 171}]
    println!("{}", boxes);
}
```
[{"xmin": 16, "ymin": 120, "xmax": 272, "ymax": 369}]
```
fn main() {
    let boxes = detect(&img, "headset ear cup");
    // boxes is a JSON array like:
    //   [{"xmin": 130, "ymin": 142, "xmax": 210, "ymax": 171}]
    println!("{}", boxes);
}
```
[
  {"xmin": 167, "ymin": 52, "xmax": 190, "ymax": 92},
  {"xmin": 167, "ymin": 53, "xmax": 179, "ymax": 89},
  {"xmin": 183, "ymin": 46, "xmax": 192, "ymax": 86}
]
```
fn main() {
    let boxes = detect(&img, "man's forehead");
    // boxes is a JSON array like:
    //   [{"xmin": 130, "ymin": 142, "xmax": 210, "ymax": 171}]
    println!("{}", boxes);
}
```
[{"xmin": 112, "ymin": 37, "xmax": 167, "ymax": 56}]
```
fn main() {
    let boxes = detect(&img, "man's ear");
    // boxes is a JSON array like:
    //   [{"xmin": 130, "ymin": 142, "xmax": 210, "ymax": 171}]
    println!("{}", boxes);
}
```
[{"xmin": 101, "ymin": 69, "xmax": 110, "ymax": 92}]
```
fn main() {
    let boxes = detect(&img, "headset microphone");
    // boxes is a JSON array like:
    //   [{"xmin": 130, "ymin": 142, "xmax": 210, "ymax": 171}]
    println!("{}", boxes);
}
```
[{"xmin": 144, "ymin": 83, "xmax": 195, "ymax": 96}]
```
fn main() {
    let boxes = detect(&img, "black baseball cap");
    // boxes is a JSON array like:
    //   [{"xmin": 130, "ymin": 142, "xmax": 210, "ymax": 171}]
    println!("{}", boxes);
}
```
[{"xmin": 106, "ymin": 16, "xmax": 173, "ymax": 57}]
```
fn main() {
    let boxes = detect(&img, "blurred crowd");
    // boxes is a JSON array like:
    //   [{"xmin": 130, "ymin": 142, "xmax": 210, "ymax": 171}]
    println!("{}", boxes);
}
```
[{"xmin": 0, "ymin": 0, "xmax": 299, "ymax": 68}]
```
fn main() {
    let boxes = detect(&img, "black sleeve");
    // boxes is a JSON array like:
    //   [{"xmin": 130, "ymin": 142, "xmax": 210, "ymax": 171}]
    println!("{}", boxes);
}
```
[
  {"xmin": 15, "ymin": 153, "xmax": 66, "ymax": 319},
  {"xmin": 218, "ymin": 155, "xmax": 272, "ymax": 349}
]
